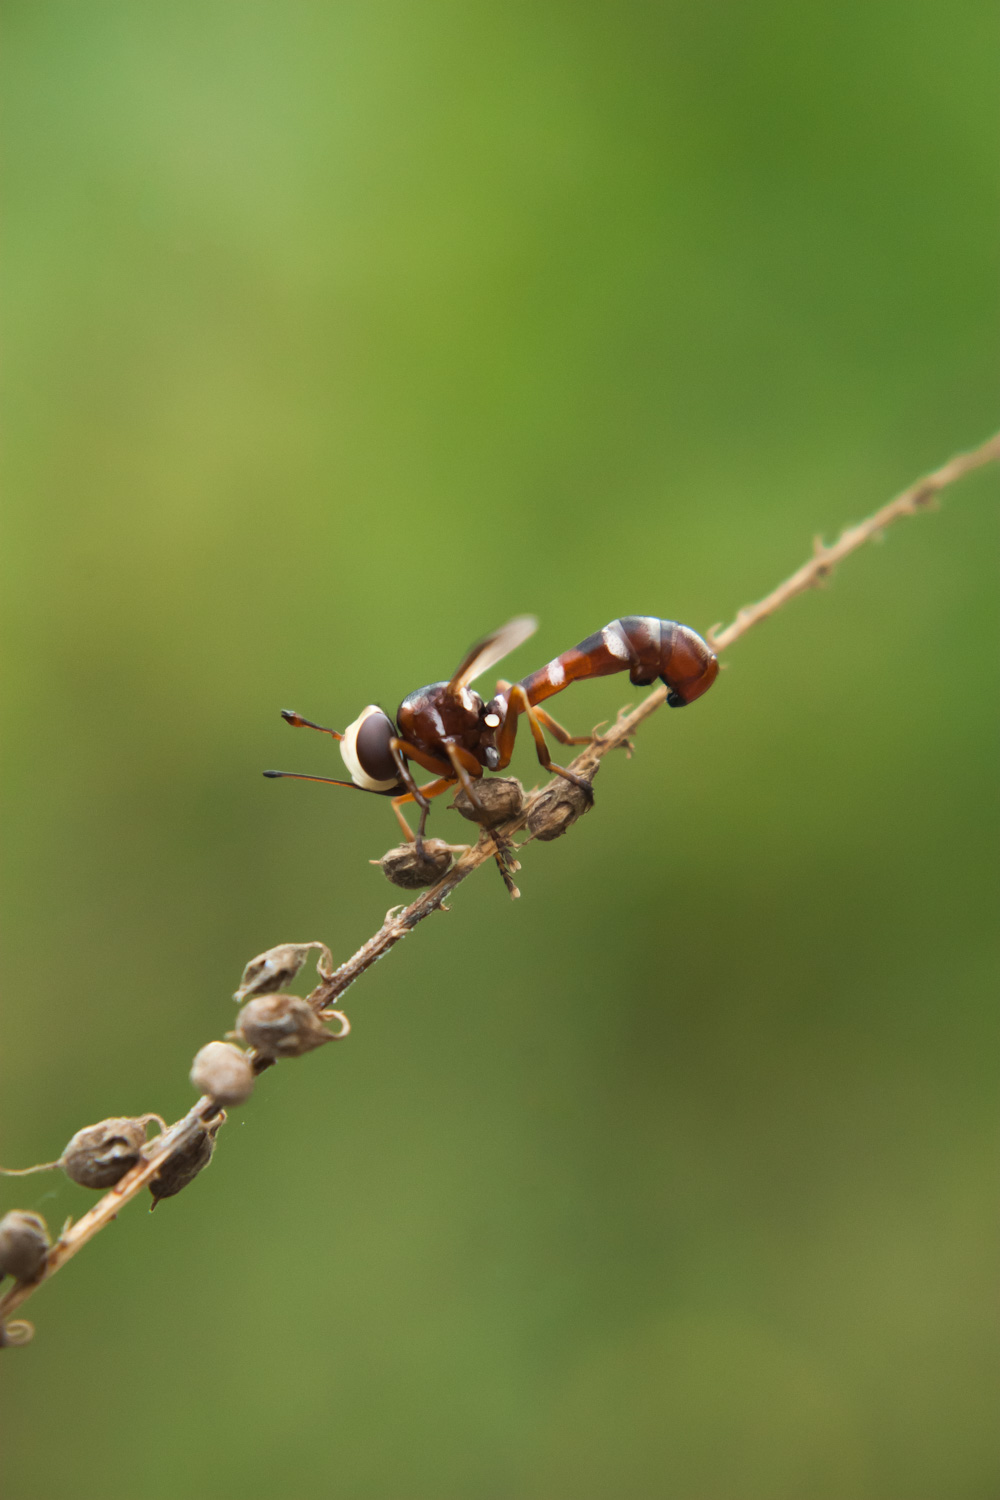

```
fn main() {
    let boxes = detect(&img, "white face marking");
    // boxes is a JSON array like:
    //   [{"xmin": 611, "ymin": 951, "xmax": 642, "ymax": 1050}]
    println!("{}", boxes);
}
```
[
  {"xmin": 484, "ymin": 712, "xmax": 501, "ymax": 728},
  {"xmin": 339, "ymin": 705, "xmax": 399, "ymax": 792},
  {"xmin": 547, "ymin": 661, "xmax": 565, "ymax": 687},
  {"xmin": 602, "ymin": 625, "xmax": 629, "ymax": 660}
]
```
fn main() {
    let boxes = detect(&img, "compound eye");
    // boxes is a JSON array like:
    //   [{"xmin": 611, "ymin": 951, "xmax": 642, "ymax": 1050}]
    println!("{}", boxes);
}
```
[{"xmin": 340, "ymin": 706, "xmax": 400, "ymax": 791}]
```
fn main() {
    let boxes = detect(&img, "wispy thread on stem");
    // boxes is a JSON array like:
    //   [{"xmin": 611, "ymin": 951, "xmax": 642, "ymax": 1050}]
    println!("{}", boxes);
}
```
[{"xmin": 1, "ymin": 430, "xmax": 997, "ymax": 1333}]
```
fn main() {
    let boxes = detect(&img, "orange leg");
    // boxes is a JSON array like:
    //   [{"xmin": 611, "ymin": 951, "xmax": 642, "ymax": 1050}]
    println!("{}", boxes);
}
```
[
  {"xmin": 389, "ymin": 738, "xmax": 454, "ymax": 849},
  {"xmin": 493, "ymin": 680, "xmax": 592, "ymax": 769},
  {"xmin": 443, "ymin": 742, "xmax": 521, "ymax": 891},
  {"xmin": 503, "ymin": 684, "xmax": 593, "ymax": 798},
  {"xmin": 532, "ymin": 705, "xmax": 593, "ymax": 747},
  {"xmin": 494, "ymin": 680, "xmax": 521, "ymax": 767},
  {"xmin": 390, "ymin": 776, "xmax": 457, "ymax": 842},
  {"xmin": 391, "ymin": 738, "xmax": 452, "ymax": 780},
  {"xmin": 444, "ymin": 741, "xmax": 488, "ymax": 816}
]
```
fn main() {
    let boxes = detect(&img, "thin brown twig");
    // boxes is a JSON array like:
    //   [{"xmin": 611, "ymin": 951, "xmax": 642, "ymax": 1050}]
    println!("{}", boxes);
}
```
[
  {"xmin": 2, "ymin": 430, "xmax": 997, "ymax": 1331},
  {"xmin": 0, "ymin": 1099, "xmax": 222, "ymax": 1320},
  {"xmin": 707, "ymin": 431, "xmax": 1000, "ymax": 652}
]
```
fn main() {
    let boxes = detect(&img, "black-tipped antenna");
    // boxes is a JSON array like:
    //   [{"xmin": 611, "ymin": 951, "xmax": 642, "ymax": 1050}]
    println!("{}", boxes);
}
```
[
  {"xmin": 264, "ymin": 769, "xmax": 401, "ymax": 798},
  {"xmin": 280, "ymin": 711, "xmax": 343, "ymax": 741},
  {"xmin": 264, "ymin": 770, "xmax": 362, "ymax": 787}
]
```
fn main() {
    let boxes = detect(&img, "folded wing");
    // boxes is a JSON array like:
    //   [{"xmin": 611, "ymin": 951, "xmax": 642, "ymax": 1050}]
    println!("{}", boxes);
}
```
[{"xmin": 447, "ymin": 615, "xmax": 538, "ymax": 693}]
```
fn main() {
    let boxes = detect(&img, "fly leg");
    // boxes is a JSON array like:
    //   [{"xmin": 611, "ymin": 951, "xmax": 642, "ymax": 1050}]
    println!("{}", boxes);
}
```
[
  {"xmin": 390, "ymin": 776, "xmax": 457, "ymax": 843},
  {"xmin": 444, "ymin": 741, "xmax": 521, "ymax": 893},
  {"xmin": 504, "ymin": 684, "xmax": 594, "ymax": 801},
  {"xmin": 443, "ymin": 742, "xmax": 488, "ymax": 816},
  {"xmin": 389, "ymin": 739, "xmax": 452, "ymax": 853},
  {"xmin": 493, "ymin": 679, "xmax": 592, "ymax": 764},
  {"xmin": 531, "ymin": 705, "xmax": 594, "ymax": 747}
]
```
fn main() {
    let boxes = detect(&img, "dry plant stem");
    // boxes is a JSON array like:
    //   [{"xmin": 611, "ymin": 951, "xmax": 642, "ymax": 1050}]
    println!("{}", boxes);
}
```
[
  {"xmin": 708, "ymin": 431, "xmax": 1000, "ymax": 651},
  {"xmin": 305, "ymin": 431, "xmax": 1000, "ymax": 1011},
  {"xmin": 305, "ymin": 698, "xmax": 663, "ymax": 1012},
  {"xmin": 0, "ymin": 1098, "xmax": 222, "ymax": 1319},
  {"xmin": 2, "ymin": 430, "xmax": 997, "ymax": 1331}
]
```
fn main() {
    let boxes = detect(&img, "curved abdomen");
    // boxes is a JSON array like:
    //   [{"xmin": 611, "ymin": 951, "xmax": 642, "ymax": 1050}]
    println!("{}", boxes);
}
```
[{"xmin": 519, "ymin": 616, "xmax": 719, "ymax": 709}]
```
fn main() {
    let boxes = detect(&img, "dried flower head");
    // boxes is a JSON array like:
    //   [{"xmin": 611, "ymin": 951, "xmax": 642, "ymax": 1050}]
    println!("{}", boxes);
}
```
[
  {"xmin": 236, "ymin": 993, "xmax": 347, "ymax": 1058},
  {"xmin": 526, "ymin": 777, "xmax": 594, "ymax": 841},
  {"xmin": 375, "ymin": 839, "xmax": 455, "ymax": 889},
  {"xmin": 453, "ymin": 776, "xmax": 525, "ymax": 828},
  {"xmin": 60, "ymin": 1116, "xmax": 163, "ymax": 1189},
  {"xmin": 0, "ymin": 1211, "xmax": 50, "ymax": 1282},
  {"xmin": 149, "ymin": 1115, "xmax": 225, "ymax": 1209},
  {"xmin": 190, "ymin": 1041, "xmax": 254, "ymax": 1105},
  {"xmin": 234, "ymin": 942, "xmax": 334, "ymax": 1003}
]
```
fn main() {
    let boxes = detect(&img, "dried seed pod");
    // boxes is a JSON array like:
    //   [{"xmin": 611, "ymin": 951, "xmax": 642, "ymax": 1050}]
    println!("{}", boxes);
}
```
[
  {"xmin": 1, "ymin": 1116, "xmax": 164, "ymax": 1190},
  {"xmin": 0, "ymin": 1211, "xmax": 50, "ymax": 1282},
  {"xmin": 375, "ymin": 839, "xmax": 455, "ymax": 889},
  {"xmin": 0, "ymin": 1320, "xmax": 35, "ymax": 1348},
  {"xmin": 60, "ymin": 1115, "xmax": 163, "ymax": 1189},
  {"xmin": 236, "ymin": 993, "xmax": 344, "ymax": 1059},
  {"xmin": 190, "ymin": 1041, "xmax": 254, "ymax": 1105},
  {"xmin": 149, "ymin": 1115, "xmax": 224, "ymax": 1209},
  {"xmin": 234, "ymin": 941, "xmax": 334, "ymax": 1003},
  {"xmin": 526, "ymin": 778, "xmax": 594, "ymax": 841},
  {"xmin": 453, "ymin": 776, "xmax": 525, "ymax": 828}
]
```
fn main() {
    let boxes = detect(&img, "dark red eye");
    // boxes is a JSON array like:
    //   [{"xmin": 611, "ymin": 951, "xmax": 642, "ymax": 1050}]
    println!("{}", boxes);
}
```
[{"xmin": 355, "ymin": 709, "xmax": 397, "ymax": 783}]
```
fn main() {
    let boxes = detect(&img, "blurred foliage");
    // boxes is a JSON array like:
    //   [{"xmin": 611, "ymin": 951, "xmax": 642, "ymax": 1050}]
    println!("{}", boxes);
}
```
[{"xmin": 2, "ymin": 2, "xmax": 997, "ymax": 1497}]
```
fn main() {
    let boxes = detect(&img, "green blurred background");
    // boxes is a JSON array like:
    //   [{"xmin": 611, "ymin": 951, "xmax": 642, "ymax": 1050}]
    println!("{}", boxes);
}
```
[{"xmin": 2, "ymin": 3, "xmax": 997, "ymax": 1496}]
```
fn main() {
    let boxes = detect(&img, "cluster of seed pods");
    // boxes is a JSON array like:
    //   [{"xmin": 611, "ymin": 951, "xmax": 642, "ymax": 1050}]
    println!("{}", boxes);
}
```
[
  {"xmin": 1, "ymin": 792, "xmax": 592, "ymax": 1348},
  {"xmin": 371, "ymin": 772, "xmax": 592, "ymax": 897},
  {"xmin": 0, "ymin": 940, "xmax": 348, "ymax": 1347}
]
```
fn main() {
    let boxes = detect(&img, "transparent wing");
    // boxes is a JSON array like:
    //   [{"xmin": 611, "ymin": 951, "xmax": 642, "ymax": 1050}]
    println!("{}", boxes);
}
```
[{"xmin": 447, "ymin": 615, "xmax": 538, "ymax": 692}]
